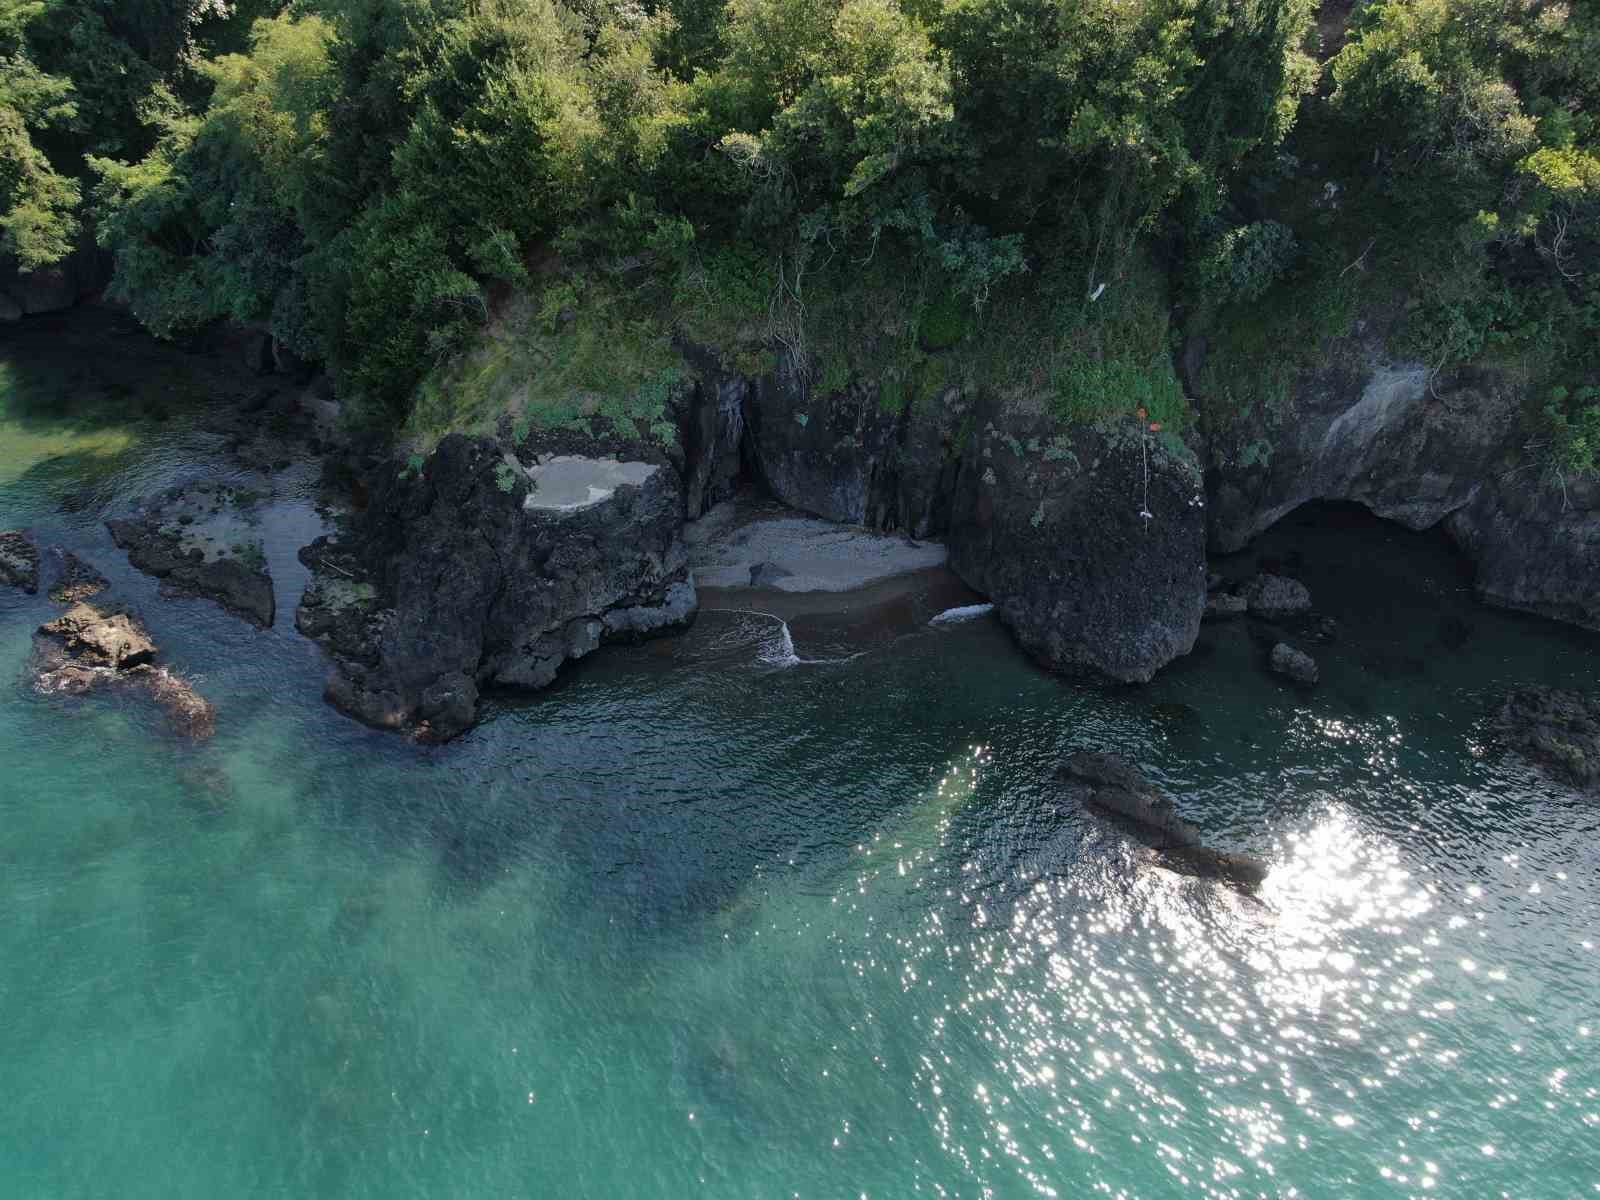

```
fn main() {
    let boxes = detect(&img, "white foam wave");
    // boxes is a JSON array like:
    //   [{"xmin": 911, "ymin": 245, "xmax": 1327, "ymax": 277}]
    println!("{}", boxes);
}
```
[{"xmin": 929, "ymin": 603, "xmax": 995, "ymax": 626}]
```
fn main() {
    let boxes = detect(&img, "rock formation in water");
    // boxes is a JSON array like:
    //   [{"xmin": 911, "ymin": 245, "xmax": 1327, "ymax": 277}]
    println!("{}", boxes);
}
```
[
  {"xmin": 1056, "ymin": 751, "xmax": 1270, "ymax": 889},
  {"xmin": 292, "ymin": 309, "xmax": 1599, "ymax": 739},
  {"xmin": 107, "ymin": 482, "xmax": 276, "ymax": 628},
  {"xmin": 1, "ymin": 530, "xmax": 40, "ymax": 593},
  {"xmin": 1496, "ymin": 686, "xmax": 1599, "ymax": 791},
  {"xmin": 1269, "ymin": 642, "xmax": 1319, "ymax": 686},
  {"xmin": 1200, "ymin": 319, "xmax": 1599, "ymax": 631},
  {"xmin": 1245, "ymin": 573, "xmax": 1312, "ymax": 618},
  {"xmin": 33, "ymin": 602, "xmax": 215, "ymax": 739},
  {"xmin": 297, "ymin": 434, "xmax": 696, "ymax": 741},
  {"xmin": 716, "ymin": 362, "xmax": 1207, "ymax": 682}
]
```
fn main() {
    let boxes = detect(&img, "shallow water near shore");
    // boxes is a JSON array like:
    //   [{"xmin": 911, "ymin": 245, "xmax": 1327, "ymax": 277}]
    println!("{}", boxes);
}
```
[{"xmin": 3, "ymin": 314, "xmax": 1598, "ymax": 1198}]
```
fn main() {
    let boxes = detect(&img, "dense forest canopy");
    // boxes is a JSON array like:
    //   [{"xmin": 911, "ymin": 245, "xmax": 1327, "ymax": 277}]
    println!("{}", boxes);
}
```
[{"xmin": 1, "ymin": 0, "xmax": 1595, "ymax": 471}]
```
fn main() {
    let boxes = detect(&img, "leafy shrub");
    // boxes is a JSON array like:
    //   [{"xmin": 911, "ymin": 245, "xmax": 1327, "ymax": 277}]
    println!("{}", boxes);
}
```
[
  {"xmin": 1192, "ymin": 221, "xmax": 1299, "ymax": 305},
  {"xmin": 1544, "ymin": 386, "xmax": 1600, "ymax": 479}
]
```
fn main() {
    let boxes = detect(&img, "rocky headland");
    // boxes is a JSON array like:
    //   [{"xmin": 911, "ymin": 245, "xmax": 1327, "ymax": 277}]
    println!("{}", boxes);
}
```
[{"xmin": 297, "ymin": 435, "xmax": 696, "ymax": 740}]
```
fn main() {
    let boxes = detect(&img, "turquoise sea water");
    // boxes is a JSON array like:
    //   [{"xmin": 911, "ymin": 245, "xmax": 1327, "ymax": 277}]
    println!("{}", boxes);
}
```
[{"xmin": 3, "ymin": 315, "xmax": 1598, "ymax": 1198}]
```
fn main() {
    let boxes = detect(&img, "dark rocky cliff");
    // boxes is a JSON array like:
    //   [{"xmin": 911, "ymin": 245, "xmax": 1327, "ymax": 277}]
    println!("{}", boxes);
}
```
[
  {"xmin": 299, "ymin": 435, "xmax": 695, "ymax": 740},
  {"xmin": 1202, "ymin": 321, "xmax": 1599, "ymax": 631},
  {"xmin": 715, "ymin": 360, "xmax": 1207, "ymax": 682},
  {"xmin": 300, "ymin": 318, "xmax": 1594, "ymax": 740}
]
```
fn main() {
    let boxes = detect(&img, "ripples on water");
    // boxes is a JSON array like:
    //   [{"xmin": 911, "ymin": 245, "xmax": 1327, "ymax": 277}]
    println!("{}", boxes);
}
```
[{"xmin": 2, "ymin": 317, "xmax": 1598, "ymax": 1197}]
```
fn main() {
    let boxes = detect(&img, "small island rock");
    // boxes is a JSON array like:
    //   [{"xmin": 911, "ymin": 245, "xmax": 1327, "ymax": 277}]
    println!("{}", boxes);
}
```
[
  {"xmin": 1270, "ymin": 642, "xmax": 1319, "ymax": 686},
  {"xmin": 40, "ymin": 603, "xmax": 156, "ymax": 669}
]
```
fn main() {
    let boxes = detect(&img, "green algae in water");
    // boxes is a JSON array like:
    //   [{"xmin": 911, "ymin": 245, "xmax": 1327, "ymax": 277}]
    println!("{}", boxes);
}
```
[
  {"xmin": 0, "ymin": 311, "xmax": 225, "ymax": 490},
  {"xmin": 3, "ymin": 317, "xmax": 1599, "ymax": 1198}
]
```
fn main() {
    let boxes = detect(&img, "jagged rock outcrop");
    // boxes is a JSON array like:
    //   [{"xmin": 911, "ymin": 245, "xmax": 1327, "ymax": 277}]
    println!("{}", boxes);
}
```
[
  {"xmin": 948, "ymin": 417, "xmax": 1207, "ymax": 682},
  {"xmin": 1056, "ymin": 751, "xmax": 1269, "ymax": 889},
  {"xmin": 741, "ymin": 363, "xmax": 965, "ymax": 537},
  {"xmin": 40, "ymin": 603, "xmax": 156, "ymax": 669},
  {"xmin": 1201, "ymin": 321, "xmax": 1598, "ymax": 631},
  {"xmin": 1496, "ymin": 686, "xmax": 1599, "ymax": 791},
  {"xmin": 33, "ymin": 603, "xmax": 215, "ymax": 739},
  {"xmin": 675, "ymin": 348, "xmax": 751, "ymax": 520},
  {"xmin": 298, "ymin": 435, "xmax": 697, "ymax": 741},
  {"xmin": 108, "ymin": 481, "xmax": 276, "ymax": 627},
  {"xmin": 1446, "ymin": 472, "xmax": 1600, "ymax": 630},
  {"xmin": 733, "ymin": 361, "xmax": 1206, "ymax": 681}
]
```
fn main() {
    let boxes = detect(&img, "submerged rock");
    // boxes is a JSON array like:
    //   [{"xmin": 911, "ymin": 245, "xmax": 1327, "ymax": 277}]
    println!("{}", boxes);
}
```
[
  {"xmin": 1, "ymin": 530, "xmax": 40, "ymax": 593},
  {"xmin": 1269, "ymin": 642, "xmax": 1319, "ymax": 686},
  {"xmin": 1245, "ymin": 573, "xmax": 1311, "ymax": 618},
  {"xmin": 107, "ymin": 481, "xmax": 275, "ymax": 627},
  {"xmin": 1496, "ymin": 686, "xmax": 1600, "ymax": 791},
  {"xmin": 299, "ymin": 435, "xmax": 697, "ymax": 741},
  {"xmin": 1056, "ymin": 751, "xmax": 1269, "ymax": 889},
  {"xmin": 1056, "ymin": 752, "xmax": 1267, "ymax": 896},
  {"xmin": 33, "ymin": 603, "xmax": 215, "ymax": 739},
  {"xmin": 1204, "ymin": 590, "xmax": 1248, "ymax": 620},
  {"xmin": 46, "ymin": 549, "xmax": 108, "ymax": 604}
]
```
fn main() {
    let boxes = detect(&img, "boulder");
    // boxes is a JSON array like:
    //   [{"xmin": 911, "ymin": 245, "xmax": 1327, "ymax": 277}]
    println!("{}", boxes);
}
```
[
  {"xmin": 1, "ymin": 529, "xmax": 40, "ymax": 593},
  {"xmin": 1269, "ymin": 642, "xmax": 1319, "ymax": 685},
  {"xmin": 1246, "ymin": 573, "xmax": 1311, "ymax": 617},
  {"xmin": 1056, "ymin": 751, "xmax": 1269, "ymax": 889},
  {"xmin": 1496, "ymin": 686, "xmax": 1600, "ymax": 790},
  {"xmin": 0, "ymin": 292, "xmax": 20, "ymax": 323}
]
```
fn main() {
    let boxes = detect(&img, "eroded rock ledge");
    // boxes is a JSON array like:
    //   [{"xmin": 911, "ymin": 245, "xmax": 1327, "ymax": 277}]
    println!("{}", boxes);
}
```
[
  {"xmin": 297, "ymin": 435, "xmax": 696, "ymax": 741},
  {"xmin": 108, "ymin": 481, "xmax": 275, "ymax": 628},
  {"xmin": 1201, "ymin": 321, "xmax": 1599, "ymax": 632}
]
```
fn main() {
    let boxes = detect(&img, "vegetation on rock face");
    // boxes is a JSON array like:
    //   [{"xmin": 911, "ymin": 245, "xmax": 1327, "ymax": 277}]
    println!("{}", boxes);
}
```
[{"xmin": 0, "ymin": 0, "xmax": 1593, "ymax": 478}]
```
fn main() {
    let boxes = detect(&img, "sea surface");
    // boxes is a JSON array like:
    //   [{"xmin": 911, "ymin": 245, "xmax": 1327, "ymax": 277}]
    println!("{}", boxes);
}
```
[{"xmin": 3, "ymin": 313, "xmax": 1597, "ymax": 1198}]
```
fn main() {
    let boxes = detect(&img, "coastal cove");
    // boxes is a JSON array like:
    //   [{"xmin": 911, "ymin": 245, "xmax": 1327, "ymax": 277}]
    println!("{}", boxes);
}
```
[{"xmin": 5, "ymin": 310, "xmax": 1600, "ymax": 1197}]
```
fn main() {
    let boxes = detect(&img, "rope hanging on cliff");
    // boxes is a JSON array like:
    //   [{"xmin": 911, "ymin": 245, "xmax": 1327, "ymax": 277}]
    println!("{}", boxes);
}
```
[{"xmin": 1138, "ymin": 415, "xmax": 1154, "ymax": 531}]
